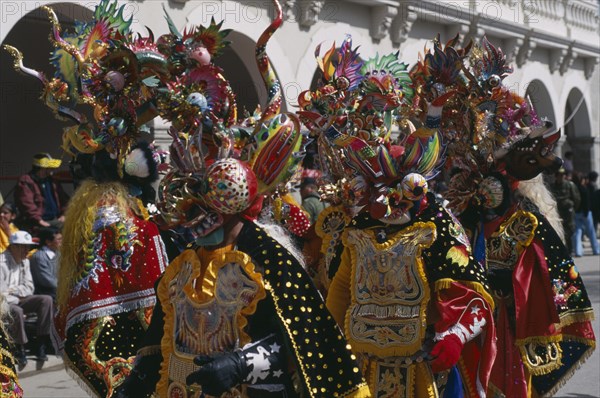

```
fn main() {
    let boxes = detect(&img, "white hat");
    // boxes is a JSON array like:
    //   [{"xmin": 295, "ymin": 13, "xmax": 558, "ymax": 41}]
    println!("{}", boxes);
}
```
[{"xmin": 9, "ymin": 231, "xmax": 37, "ymax": 245}]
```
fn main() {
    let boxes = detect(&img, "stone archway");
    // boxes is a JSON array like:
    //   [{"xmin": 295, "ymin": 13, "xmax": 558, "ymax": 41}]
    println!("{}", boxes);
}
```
[
  {"xmin": 215, "ymin": 31, "xmax": 267, "ymax": 115},
  {"xmin": 563, "ymin": 88, "xmax": 593, "ymax": 173},
  {"xmin": 0, "ymin": 3, "xmax": 94, "ymax": 197},
  {"xmin": 525, "ymin": 79, "xmax": 556, "ymax": 125}
]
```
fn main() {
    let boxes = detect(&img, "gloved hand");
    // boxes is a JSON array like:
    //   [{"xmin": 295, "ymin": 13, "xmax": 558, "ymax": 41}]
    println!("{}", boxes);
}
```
[
  {"xmin": 112, "ymin": 354, "xmax": 162, "ymax": 398},
  {"xmin": 429, "ymin": 333, "xmax": 464, "ymax": 373},
  {"xmin": 186, "ymin": 351, "xmax": 248, "ymax": 396}
]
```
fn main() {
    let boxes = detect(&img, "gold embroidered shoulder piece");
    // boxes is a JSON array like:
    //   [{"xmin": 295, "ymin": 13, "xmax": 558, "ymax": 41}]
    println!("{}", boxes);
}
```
[{"xmin": 487, "ymin": 210, "xmax": 538, "ymax": 271}]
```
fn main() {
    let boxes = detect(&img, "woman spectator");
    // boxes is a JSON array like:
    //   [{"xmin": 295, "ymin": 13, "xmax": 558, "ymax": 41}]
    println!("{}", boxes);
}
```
[
  {"xmin": 572, "ymin": 172, "xmax": 600, "ymax": 256},
  {"xmin": 0, "ymin": 204, "xmax": 19, "ymax": 254}
]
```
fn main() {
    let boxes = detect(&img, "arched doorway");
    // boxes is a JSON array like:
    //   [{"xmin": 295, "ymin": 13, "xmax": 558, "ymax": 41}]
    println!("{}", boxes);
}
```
[
  {"xmin": 0, "ymin": 4, "xmax": 94, "ymax": 197},
  {"xmin": 563, "ymin": 88, "xmax": 593, "ymax": 173},
  {"xmin": 525, "ymin": 79, "xmax": 556, "ymax": 125},
  {"xmin": 213, "ymin": 32, "xmax": 261, "ymax": 117}
]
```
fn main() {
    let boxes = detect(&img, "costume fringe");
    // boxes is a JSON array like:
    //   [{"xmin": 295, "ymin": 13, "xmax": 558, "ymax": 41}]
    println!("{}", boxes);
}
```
[
  {"xmin": 515, "ymin": 334, "xmax": 563, "ymax": 346},
  {"xmin": 63, "ymin": 354, "xmax": 102, "ymax": 398},
  {"xmin": 434, "ymin": 278, "xmax": 495, "ymax": 312},
  {"xmin": 65, "ymin": 295, "xmax": 156, "ymax": 332},
  {"xmin": 539, "ymin": 340, "xmax": 596, "ymax": 398},
  {"xmin": 516, "ymin": 334, "xmax": 563, "ymax": 376},
  {"xmin": 558, "ymin": 308, "xmax": 595, "ymax": 328},
  {"xmin": 58, "ymin": 180, "xmax": 138, "ymax": 308}
]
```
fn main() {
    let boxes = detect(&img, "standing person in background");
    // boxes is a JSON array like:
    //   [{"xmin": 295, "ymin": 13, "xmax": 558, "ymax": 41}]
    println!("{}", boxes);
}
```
[
  {"xmin": 29, "ymin": 228, "xmax": 61, "ymax": 300},
  {"xmin": 572, "ymin": 172, "xmax": 600, "ymax": 256},
  {"xmin": 588, "ymin": 171, "xmax": 600, "ymax": 233},
  {"xmin": 14, "ymin": 153, "xmax": 69, "ymax": 232},
  {"xmin": 0, "ymin": 204, "xmax": 19, "ymax": 254},
  {"xmin": 550, "ymin": 168, "xmax": 580, "ymax": 253},
  {"xmin": 562, "ymin": 150, "xmax": 574, "ymax": 176},
  {"xmin": 0, "ymin": 231, "xmax": 54, "ymax": 371},
  {"xmin": 300, "ymin": 177, "xmax": 326, "ymax": 224}
]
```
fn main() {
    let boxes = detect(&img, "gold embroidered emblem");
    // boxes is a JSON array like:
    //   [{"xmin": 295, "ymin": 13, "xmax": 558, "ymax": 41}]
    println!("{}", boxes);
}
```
[
  {"xmin": 169, "ymin": 251, "xmax": 265, "ymax": 356},
  {"xmin": 487, "ymin": 210, "xmax": 538, "ymax": 271},
  {"xmin": 345, "ymin": 222, "xmax": 436, "ymax": 358}
]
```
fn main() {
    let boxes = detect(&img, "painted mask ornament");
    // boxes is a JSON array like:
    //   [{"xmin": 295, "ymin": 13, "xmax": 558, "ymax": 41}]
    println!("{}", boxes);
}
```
[{"xmin": 154, "ymin": 0, "xmax": 307, "ymax": 250}]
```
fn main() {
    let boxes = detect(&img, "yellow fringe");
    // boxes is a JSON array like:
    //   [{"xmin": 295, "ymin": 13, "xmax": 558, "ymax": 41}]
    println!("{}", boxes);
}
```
[
  {"xmin": 516, "ymin": 335, "xmax": 563, "ymax": 376},
  {"xmin": 539, "ymin": 338, "xmax": 596, "ymax": 397},
  {"xmin": 558, "ymin": 308, "xmax": 595, "ymax": 328},
  {"xmin": 57, "ymin": 180, "xmax": 139, "ymax": 308},
  {"xmin": 434, "ymin": 278, "xmax": 496, "ymax": 312},
  {"xmin": 515, "ymin": 334, "xmax": 563, "ymax": 347}
]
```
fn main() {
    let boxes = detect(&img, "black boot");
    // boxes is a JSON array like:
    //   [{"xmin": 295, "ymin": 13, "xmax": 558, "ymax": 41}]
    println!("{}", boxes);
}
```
[
  {"xmin": 14, "ymin": 345, "xmax": 27, "ymax": 371},
  {"xmin": 35, "ymin": 335, "xmax": 49, "ymax": 370}
]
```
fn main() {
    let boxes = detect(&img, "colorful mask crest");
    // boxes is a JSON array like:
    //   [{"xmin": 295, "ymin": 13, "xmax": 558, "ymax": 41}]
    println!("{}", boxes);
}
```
[
  {"xmin": 3, "ymin": 0, "xmax": 168, "ymax": 176},
  {"xmin": 299, "ymin": 36, "xmax": 447, "ymax": 224},
  {"xmin": 153, "ymin": 0, "xmax": 308, "ymax": 239},
  {"xmin": 430, "ymin": 36, "xmax": 563, "ymax": 215}
]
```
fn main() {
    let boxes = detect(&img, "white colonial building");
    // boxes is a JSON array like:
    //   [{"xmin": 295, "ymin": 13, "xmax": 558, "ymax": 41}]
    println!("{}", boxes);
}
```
[{"xmin": 1, "ymin": 0, "xmax": 598, "ymax": 195}]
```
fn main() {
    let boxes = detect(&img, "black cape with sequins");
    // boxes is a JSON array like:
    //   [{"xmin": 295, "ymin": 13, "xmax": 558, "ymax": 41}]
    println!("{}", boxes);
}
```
[
  {"xmin": 329, "ymin": 193, "xmax": 490, "ymax": 291},
  {"xmin": 236, "ymin": 221, "xmax": 369, "ymax": 398}
]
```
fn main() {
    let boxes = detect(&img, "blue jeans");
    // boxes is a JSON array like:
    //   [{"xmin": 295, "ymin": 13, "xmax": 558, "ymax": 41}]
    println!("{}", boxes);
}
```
[{"xmin": 572, "ymin": 211, "xmax": 600, "ymax": 256}]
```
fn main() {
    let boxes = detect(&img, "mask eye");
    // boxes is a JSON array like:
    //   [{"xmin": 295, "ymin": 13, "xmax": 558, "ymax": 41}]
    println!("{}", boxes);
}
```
[
  {"xmin": 540, "ymin": 146, "xmax": 550, "ymax": 157},
  {"xmin": 527, "ymin": 158, "xmax": 538, "ymax": 165},
  {"xmin": 488, "ymin": 75, "xmax": 501, "ymax": 87}
]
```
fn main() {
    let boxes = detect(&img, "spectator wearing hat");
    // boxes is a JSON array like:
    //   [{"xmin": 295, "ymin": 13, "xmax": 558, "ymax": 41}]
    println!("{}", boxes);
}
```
[
  {"xmin": 0, "ymin": 231, "xmax": 54, "ymax": 370},
  {"xmin": 14, "ymin": 153, "xmax": 69, "ymax": 232},
  {"xmin": 300, "ymin": 177, "xmax": 326, "ymax": 224},
  {"xmin": 550, "ymin": 168, "xmax": 580, "ymax": 253}
]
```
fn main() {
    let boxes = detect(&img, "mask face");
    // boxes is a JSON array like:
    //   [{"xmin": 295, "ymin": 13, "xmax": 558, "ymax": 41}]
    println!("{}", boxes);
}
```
[
  {"xmin": 195, "ymin": 226, "xmax": 225, "ymax": 246},
  {"xmin": 504, "ymin": 136, "xmax": 563, "ymax": 181}
]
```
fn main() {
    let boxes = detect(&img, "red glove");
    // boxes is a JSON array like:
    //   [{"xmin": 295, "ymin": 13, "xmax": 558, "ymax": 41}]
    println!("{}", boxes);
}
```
[{"xmin": 429, "ymin": 333, "xmax": 464, "ymax": 373}]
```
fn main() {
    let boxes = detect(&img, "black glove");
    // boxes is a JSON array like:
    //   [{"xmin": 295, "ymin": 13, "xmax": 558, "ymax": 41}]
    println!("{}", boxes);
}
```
[
  {"xmin": 186, "ymin": 351, "xmax": 248, "ymax": 396},
  {"xmin": 186, "ymin": 333, "xmax": 287, "ymax": 395},
  {"xmin": 112, "ymin": 353, "xmax": 162, "ymax": 398}
]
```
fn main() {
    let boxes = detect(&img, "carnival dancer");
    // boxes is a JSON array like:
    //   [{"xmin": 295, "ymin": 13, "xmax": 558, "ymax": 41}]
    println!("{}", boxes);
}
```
[
  {"xmin": 299, "ymin": 36, "xmax": 496, "ymax": 397},
  {"xmin": 442, "ymin": 37, "xmax": 596, "ymax": 397},
  {"xmin": 114, "ymin": 1, "xmax": 370, "ymax": 397},
  {"xmin": 3, "ymin": 1, "xmax": 171, "ymax": 395}
]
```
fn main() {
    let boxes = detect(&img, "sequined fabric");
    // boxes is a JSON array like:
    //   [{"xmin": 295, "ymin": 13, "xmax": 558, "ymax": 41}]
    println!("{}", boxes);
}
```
[{"xmin": 0, "ymin": 327, "xmax": 22, "ymax": 397}]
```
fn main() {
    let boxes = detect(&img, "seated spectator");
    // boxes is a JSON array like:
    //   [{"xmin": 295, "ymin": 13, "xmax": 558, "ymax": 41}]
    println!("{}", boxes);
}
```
[
  {"xmin": 29, "ymin": 228, "xmax": 61, "ymax": 300},
  {"xmin": 0, "ymin": 203, "xmax": 19, "ymax": 253},
  {"xmin": 15, "ymin": 153, "xmax": 69, "ymax": 232},
  {"xmin": 300, "ymin": 177, "xmax": 326, "ymax": 224},
  {"xmin": 0, "ymin": 231, "xmax": 54, "ymax": 371}
]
